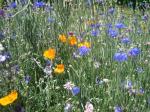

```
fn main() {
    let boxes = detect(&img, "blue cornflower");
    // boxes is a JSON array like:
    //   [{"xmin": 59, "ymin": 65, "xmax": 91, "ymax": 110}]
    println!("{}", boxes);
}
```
[
  {"xmin": 108, "ymin": 29, "xmax": 118, "ymax": 38},
  {"xmin": 34, "ymin": 1, "xmax": 45, "ymax": 8},
  {"xmin": 91, "ymin": 23, "xmax": 101, "ymax": 28},
  {"xmin": 78, "ymin": 46, "xmax": 90, "ymax": 56},
  {"xmin": 113, "ymin": 52, "xmax": 128, "ymax": 62},
  {"xmin": 139, "ymin": 88, "xmax": 144, "ymax": 94},
  {"xmin": 114, "ymin": 106, "xmax": 122, "ymax": 112},
  {"xmin": 0, "ymin": 31, "xmax": 4, "ymax": 39},
  {"xmin": 71, "ymin": 86, "xmax": 80, "ymax": 96},
  {"xmin": 91, "ymin": 29, "xmax": 99, "ymax": 36},
  {"xmin": 128, "ymin": 48, "xmax": 140, "ymax": 57},
  {"xmin": 3, "ymin": 52, "xmax": 11, "ymax": 60},
  {"xmin": 136, "ymin": 67, "xmax": 144, "ymax": 73},
  {"xmin": 108, "ymin": 7, "xmax": 115, "ymax": 14},
  {"xmin": 48, "ymin": 17, "xmax": 55, "ymax": 23},
  {"xmin": 115, "ymin": 23, "xmax": 126, "ymax": 29},
  {"xmin": 142, "ymin": 15, "xmax": 148, "ymax": 21},
  {"xmin": 121, "ymin": 37, "xmax": 131, "ymax": 44},
  {"xmin": 9, "ymin": 2, "xmax": 17, "ymax": 9},
  {"xmin": 25, "ymin": 75, "xmax": 31, "ymax": 84}
]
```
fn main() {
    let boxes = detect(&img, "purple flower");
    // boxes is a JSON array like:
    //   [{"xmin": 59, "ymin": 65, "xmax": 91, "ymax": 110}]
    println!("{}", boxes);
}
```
[
  {"xmin": 108, "ymin": 7, "xmax": 115, "ymax": 14},
  {"xmin": 71, "ymin": 86, "xmax": 80, "ymax": 96},
  {"xmin": 0, "ymin": 9, "xmax": 5, "ymax": 17},
  {"xmin": 3, "ymin": 52, "xmax": 11, "ymax": 60},
  {"xmin": 139, "ymin": 88, "xmax": 144, "ymax": 94},
  {"xmin": 115, "ymin": 23, "xmax": 126, "ymax": 29},
  {"xmin": 0, "ymin": 31, "xmax": 4, "ymax": 39},
  {"xmin": 34, "ymin": 1, "xmax": 45, "ymax": 8},
  {"xmin": 121, "ymin": 37, "xmax": 131, "ymax": 44},
  {"xmin": 108, "ymin": 29, "xmax": 118, "ymax": 38},
  {"xmin": 78, "ymin": 46, "xmax": 90, "ymax": 56},
  {"xmin": 113, "ymin": 52, "xmax": 128, "ymax": 62},
  {"xmin": 128, "ymin": 48, "xmax": 140, "ymax": 57},
  {"xmin": 9, "ymin": 2, "xmax": 17, "ymax": 9},
  {"xmin": 114, "ymin": 106, "xmax": 122, "ymax": 112},
  {"xmin": 25, "ymin": 75, "xmax": 31, "ymax": 84},
  {"xmin": 91, "ymin": 29, "xmax": 100, "ymax": 36}
]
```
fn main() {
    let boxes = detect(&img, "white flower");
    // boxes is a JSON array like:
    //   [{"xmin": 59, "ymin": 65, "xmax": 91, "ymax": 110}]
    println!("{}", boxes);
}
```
[
  {"xmin": 84, "ymin": 102, "xmax": 94, "ymax": 112},
  {"xmin": 44, "ymin": 65, "xmax": 52, "ymax": 75},
  {"xmin": 103, "ymin": 78, "xmax": 110, "ymax": 83},
  {"xmin": 93, "ymin": 61, "xmax": 100, "ymax": 68},
  {"xmin": 64, "ymin": 81, "xmax": 74, "ymax": 90},
  {"xmin": 0, "ymin": 43, "xmax": 4, "ymax": 52},
  {"xmin": 64, "ymin": 103, "xmax": 72, "ymax": 112},
  {"xmin": 0, "ymin": 55, "xmax": 6, "ymax": 62}
]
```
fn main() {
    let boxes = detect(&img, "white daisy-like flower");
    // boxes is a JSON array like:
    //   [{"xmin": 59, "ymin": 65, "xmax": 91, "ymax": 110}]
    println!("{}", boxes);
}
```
[
  {"xmin": 84, "ymin": 102, "xmax": 94, "ymax": 112},
  {"xmin": 0, "ymin": 55, "xmax": 6, "ymax": 62},
  {"xmin": 64, "ymin": 81, "xmax": 74, "ymax": 90},
  {"xmin": 0, "ymin": 43, "xmax": 4, "ymax": 52}
]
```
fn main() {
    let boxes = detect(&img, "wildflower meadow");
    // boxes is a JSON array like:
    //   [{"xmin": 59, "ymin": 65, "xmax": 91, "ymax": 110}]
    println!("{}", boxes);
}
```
[{"xmin": 0, "ymin": 0, "xmax": 150, "ymax": 112}]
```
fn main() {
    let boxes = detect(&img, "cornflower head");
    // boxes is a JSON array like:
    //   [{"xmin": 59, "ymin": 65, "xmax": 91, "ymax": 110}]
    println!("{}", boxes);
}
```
[
  {"xmin": 108, "ymin": 29, "xmax": 118, "ymax": 38},
  {"xmin": 128, "ymin": 47, "xmax": 140, "ymax": 57},
  {"xmin": 120, "ymin": 37, "xmax": 131, "ymax": 44},
  {"xmin": 114, "ymin": 106, "xmax": 122, "ymax": 112},
  {"xmin": 34, "ymin": 1, "xmax": 45, "ymax": 8},
  {"xmin": 9, "ymin": 2, "xmax": 17, "ymax": 9},
  {"xmin": 115, "ymin": 23, "xmax": 126, "ymax": 29},
  {"xmin": 71, "ymin": 86, "xmax": 80, "ymax": 96},
  {"xmin": 113, "ymin": 52, "xmax": 128, "ymax": 62},
  {"xmin": 108, "ymin": 7, "xmax": 115, "ymax": 14},
  {"xmin": 91, "ymin": 29, "xmax": 100, "ymax": 36},
  {"xmin": 78, "ymin": 46, "xmax": 90, "ymax": 56},
  {"xmin": 0, "ymin": 54, "xmax": 6, "ymax": 63},
  {"xmin": 25, "ymin": 75, "xmax": 31, "ymax": 84},
  {"xmin": 0, "ymin": 9, "xmax": 5, "ymax": 17}
]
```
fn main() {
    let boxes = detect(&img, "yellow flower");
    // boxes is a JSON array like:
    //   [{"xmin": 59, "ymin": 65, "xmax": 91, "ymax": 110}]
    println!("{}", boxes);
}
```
[
  {"xmin": 78, "ymin": 41, "xmax": 91, "ymax": 48},
  {"xmin": 68, "ymin": 36, "xmax": 77, "ymax": 46},
  {"xmin": 58, "ymin": 34, "xmax": 67, "ymax": 43},
  {"xmin": 0, "ymin": 90, "xmax": 18, "ymax": 106},
  {"xmin": 43, "ymin": 48, "xmax": 56, "ymax": 60},
  {"xmin": 54, "ymin": 64, "xmax": 65, "ymax": 74}
]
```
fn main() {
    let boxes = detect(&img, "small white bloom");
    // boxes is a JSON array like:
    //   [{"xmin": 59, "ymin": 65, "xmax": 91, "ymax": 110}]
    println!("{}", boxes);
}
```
[
  {"xmin": 84, "ymin": 102, "xmax": 94, "ymax": 112},
  {"xmin": 93, "ymin": 61, "xmax": 100, "ymax": 68},
  {"xmin": 0, "ymin": 43, "xmax": 4, "ymax": 52},
  {"xmin": 64, "ymin": 81, "xmax": 74, "ymax": 90},
  {"xmin": 64, "ymin": 103, "xmax": 72, "ymax": 112},
  {"xmin": 0, "ymin": 55, "xmax": 6, "ymax": 62},
  {"xmin": 44, "ymin": 65, "xmax": 52, "ymax": 75},
  {"xmin": 103, "ymin": 78, "xmax": 110, "ymax": 83}
]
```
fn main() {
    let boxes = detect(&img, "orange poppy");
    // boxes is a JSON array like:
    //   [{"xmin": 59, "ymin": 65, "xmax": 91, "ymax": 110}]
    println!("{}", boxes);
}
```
[
  {"xmin": 0, "ymin": 90, "xmax": 18, "ymax": 106},
  {"xmin": 54, "ymin": 64, "xmax": 65, "ymax": 74},
  {"xmin": 58, "ymin": 34, "xmax": 67, "ymax": 43},
  {"xmin": 43, "ymin": 48, "xmax": 56, "ymax": 60},
  {"xmin": 68, "ymin": 36, "xmax": 77, "ymax": 46}
]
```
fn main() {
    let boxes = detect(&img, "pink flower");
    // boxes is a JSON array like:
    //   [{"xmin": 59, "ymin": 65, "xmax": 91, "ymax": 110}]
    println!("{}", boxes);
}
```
[
  {"xmin": 64, "ymin": 81, "xmax": 74, "ymax": 90},
  {"xmin": 84, "ymin": 102, "xmax": 94, "ymax": 112}
]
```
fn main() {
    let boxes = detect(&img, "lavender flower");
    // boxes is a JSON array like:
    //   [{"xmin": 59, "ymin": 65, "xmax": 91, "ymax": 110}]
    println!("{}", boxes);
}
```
[{"xmin": 71, "ymin": 86, "xmax": 80, "ymax": 96}]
